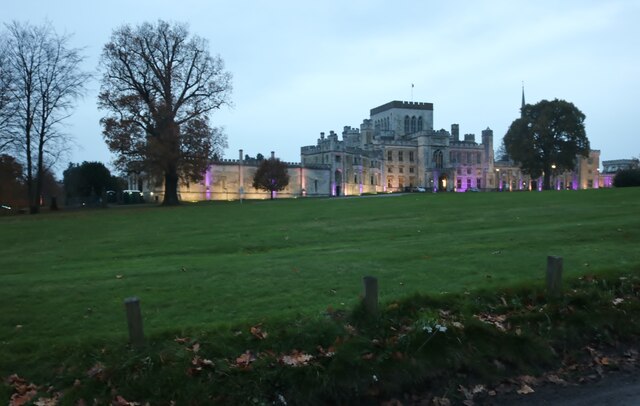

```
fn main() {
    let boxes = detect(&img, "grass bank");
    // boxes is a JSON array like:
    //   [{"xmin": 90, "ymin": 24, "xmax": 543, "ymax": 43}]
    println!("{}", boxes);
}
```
[{"xmin": 1, "ymin": 188, "xmax": 639, "ymax": 403}]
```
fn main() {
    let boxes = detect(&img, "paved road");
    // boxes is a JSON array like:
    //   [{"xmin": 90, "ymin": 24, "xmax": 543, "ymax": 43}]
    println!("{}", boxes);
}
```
[{"xmin": 490, "ymin": 371, "xmax": 640, "ymax": 405}]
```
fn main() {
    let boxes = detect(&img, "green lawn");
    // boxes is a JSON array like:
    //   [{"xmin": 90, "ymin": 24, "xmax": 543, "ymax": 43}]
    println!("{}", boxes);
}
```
[{"xmin": 1, "ymin": 188, "xmax": 639, "ymax": 378}]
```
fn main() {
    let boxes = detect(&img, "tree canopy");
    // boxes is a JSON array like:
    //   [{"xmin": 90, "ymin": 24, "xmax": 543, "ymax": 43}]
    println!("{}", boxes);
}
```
[
  {"xmin": 0, "ymin": 154, "xmax": 26, "ymax": 207},
  {"xmin": 613, "ymin": 169, "xmax": 640, "ymax": 187},
  {"xmin": 98, "ymin": 20, "xmax": 231, "ymax": 206},
  {"xmin": 252, "ymin": 157, "xmax": 290, "ymax": 200},
  {"xmin": 63, "ymin": 161, "xmax": 122, "ymax": 201},
  {"xmin": 503, "ymin": 99, "xmax": 589, "ymax": 190}
]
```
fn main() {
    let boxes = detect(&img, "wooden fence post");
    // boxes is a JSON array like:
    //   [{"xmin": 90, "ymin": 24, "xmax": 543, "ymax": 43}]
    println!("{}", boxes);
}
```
[
  {"xmin": 546, "ymin": 256, "xmax": 563, "ymax": 297},
  {"xmin": 124, "ymin": 297, "xmax": 144, "ymax": 347},
  {"xmin": 363, "ymin": 276, "xmax": 378, "ymax": 315}
]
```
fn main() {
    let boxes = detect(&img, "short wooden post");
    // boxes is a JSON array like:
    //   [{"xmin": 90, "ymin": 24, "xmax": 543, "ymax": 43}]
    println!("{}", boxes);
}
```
[
  {"xmin": 363, "ymin": 276, "xmax": 378, "ymax": 315},
  {"xmin": 124, "ymin": 297, "xmax": 144, "ymax": 347},
  {"xmin": 546, "ymin": 256, "xmax": 563, "ymax": 297}
]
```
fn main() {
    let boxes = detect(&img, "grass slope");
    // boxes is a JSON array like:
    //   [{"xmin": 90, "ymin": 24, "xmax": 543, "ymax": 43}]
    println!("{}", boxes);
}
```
[{"xmin": 0, "ymin": 188, "xmax": 639, "ymax": 401}]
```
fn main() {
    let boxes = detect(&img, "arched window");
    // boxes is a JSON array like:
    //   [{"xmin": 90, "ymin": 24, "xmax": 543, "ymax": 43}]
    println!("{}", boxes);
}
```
[
  {"xmin": 411, "ymin": 116, "xmax": 417, "ymax": 133},
  {"xmin": 433, "ymin": 150, "xmax": 443, "ymax": 169},
  {"xmin": 385, "ymin": 117, "xmax": 389, "ymax": 130},
  {"xmin": 417, "ymin": 116, "xmax": 423, "ymax": 131},
  {"xmin": 404, "ymin": 116, "xmax": 410, "ymax": 134}
]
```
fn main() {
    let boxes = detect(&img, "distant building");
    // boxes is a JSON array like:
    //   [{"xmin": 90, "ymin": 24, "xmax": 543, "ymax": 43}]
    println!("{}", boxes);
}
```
[
  {"xmin": 301, "ymin": 101, "xmax": 495, "ymax": 194},
  {"xmin": 140, "ymin": 98, "xmax": 609, "ymax": 202},
  {"xmin": 146, "ymin": 150, "xmax": 331, "ymax": 202},
  {"xmin": 599, "ymin": 159, "xmax": 639, "ymax": 188}
]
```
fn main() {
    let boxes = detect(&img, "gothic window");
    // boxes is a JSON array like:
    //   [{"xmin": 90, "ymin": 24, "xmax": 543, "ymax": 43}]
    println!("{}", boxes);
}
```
[
  {"xmin": 411, "ymin": 116, "xmax": 417, "ymax": 133},
  {"xmin": 404, "ymin": 116, "xmax": 410, "ymax": 133},
  {"xmin": 418, "ymin": 116, "xmax": 423, "ymax": 131},
  {"xmin": 409, "ymin": 151, "xmax": 414, "ymax": 162},
  {"xmin": 433, "ymin": 150, "xmax": 443, "ymax": 169},
  {"xmin": 477, "ymin": 153, "xmax": 481, "ymax": 164},
  {"xmin": 398, "ymin": 151, "xmax": 403, "ymax": 162},
  {"xmin": 387, "ymin": 150, "xmax": 393, "ymax": 161}
]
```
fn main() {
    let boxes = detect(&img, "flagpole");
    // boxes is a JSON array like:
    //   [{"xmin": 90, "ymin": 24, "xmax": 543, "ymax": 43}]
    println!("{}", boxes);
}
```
[{"xmin": 411, "ymin": 83, "xmax": 414, "ymax": 102}]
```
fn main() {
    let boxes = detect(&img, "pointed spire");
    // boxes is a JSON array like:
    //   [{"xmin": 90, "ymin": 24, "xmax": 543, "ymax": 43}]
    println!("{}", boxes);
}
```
[{"xmin": 521, "ymin": 81, "xmax": 525, "ymax": 117}]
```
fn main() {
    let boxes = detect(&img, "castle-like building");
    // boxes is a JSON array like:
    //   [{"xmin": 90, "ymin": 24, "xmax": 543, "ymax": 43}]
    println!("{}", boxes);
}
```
[
  {"xmin": 143, "ymin": 98, "xmax": 606, "ymax": 202},
  {"xmin": 301, "ymin": 100, "xmax": 497, "ymax": 194}
]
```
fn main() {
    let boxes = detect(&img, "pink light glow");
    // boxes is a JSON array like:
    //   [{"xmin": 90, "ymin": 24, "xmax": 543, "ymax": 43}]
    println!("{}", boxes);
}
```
[{"xmin": 205, "ymin": 167, "xmax": 212, "ymax": 200}]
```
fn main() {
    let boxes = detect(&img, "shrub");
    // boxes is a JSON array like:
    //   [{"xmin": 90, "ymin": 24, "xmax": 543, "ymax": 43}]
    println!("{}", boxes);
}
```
[{"xmin": 613, "ymin": 169, "xmax": 640, "ymax": 187}]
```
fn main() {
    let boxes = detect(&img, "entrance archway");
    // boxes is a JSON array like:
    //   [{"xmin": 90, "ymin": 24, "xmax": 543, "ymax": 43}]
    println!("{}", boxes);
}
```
[
  {"xmin": 438, "ymin": 174, "xmax": 448, "ymax": 191},
  {"xmin": 334, "ymin": 170, "xmax": 342, "ymax": 196}
]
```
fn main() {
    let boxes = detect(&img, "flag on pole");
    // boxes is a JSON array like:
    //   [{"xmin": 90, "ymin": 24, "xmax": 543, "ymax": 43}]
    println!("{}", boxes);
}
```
[{"xmin": 412, "ymin": 83, "xmax": 414, "ymax": 88}]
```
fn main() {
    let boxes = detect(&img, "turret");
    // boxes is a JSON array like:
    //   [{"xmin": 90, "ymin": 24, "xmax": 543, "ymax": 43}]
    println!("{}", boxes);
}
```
[
  {"xmin": 482, "ymin": 127, "xmax": 494, "ymax": 165},
  {"xmin": 451, "ymin": 124, "xmax": 460, "ymax": 142}
]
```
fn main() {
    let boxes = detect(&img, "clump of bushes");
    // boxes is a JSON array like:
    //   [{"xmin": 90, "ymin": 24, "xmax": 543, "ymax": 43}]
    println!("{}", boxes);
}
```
[{"xmin": 613, "ymin": 168, "xmax": 640, "ymax": 187}]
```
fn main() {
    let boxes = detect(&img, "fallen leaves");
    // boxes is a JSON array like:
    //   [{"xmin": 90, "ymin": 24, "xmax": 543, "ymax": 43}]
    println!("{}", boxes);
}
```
[
  {"xmin": 516, "ymin": 384, "xmax": 535, "ymax": 395},
  {"xmin": 473, "ymin": 313, "xmax": 508, "ymax": 332},
  {"xmin": 279, "ymin": 350, "xmax": 313, "ymax": 367},
  {"xmin": 5, "ymin": 375, "xmax": 60, "ymax": 406},
  {"xmin": 86, "ymin": 362, "xmax": 107, "ymax": 381},
  {"xmin": 234, "ymin": 350, "xmax": 256, "ymax": 368},
  {"xmin": 250, "ymin": 324, "xmax": 268, "ymax": 340},
  {"xmin": 6, "ymin": 374, "xmax": 37, "ymax": 406}
]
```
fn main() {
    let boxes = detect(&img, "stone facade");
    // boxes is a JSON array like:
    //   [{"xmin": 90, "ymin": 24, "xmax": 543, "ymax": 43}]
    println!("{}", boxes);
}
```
[
  {"xmin": 300, "ymin": 100, "xmax": 605, "ymax": 195},
  {"xmin": 301, "ymin": 100, "xmax": 495, "ymax": 193},
  {"xmin": 141, "ymin": 99, "xmax": 609, "ymax": 202},
  {"xmin": 146, "ymin": 150, "xmax": 331, "ymax": 202}
]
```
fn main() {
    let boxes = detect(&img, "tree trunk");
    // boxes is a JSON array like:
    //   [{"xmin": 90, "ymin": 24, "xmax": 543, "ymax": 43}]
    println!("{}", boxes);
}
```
[
  {"xmin": 163, "ymin": 168, "xmax": 180, "ymax": 205},
  {"xmin": 543, "ymin": 166, "xmax": 552, "ymax": 190},
  {"xmin": 32, "ymin": 131, "xmax": 46, "ymax": 214},
  {"xmin": 270, "ymin": 190, "xmax": 274, "ymax": 200}
]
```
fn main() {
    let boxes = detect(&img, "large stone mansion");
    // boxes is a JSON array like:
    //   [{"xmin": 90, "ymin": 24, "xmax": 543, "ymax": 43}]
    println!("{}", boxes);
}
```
[{"xmin": 143, "ymin": 99, "xmax": 613, "ymax": 201}]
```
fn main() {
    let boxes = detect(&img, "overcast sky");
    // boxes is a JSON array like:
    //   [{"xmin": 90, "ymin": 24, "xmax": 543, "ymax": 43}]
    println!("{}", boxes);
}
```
[{"xmin": 3, "ymin": 0, "xmax": 639, "ymax": 174}]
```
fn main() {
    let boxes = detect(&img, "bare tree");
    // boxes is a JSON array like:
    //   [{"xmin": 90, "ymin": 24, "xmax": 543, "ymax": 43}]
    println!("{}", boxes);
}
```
[
  {"xmin": 3, "ymin": 21, "xmax": 89, "ymax": 213},
  {"xmin": 98, "ymin": 20, "xmax": 232, "ymax": 205},
  {"xmin": 0, "ymin": 36, "xmax": 16, "ymax": 153}
]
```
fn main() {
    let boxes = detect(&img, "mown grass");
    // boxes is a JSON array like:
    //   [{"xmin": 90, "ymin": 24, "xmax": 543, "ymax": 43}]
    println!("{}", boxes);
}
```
[{"xmin": 1, "ymin": 188, "xmax": 639, "ymax": 403}]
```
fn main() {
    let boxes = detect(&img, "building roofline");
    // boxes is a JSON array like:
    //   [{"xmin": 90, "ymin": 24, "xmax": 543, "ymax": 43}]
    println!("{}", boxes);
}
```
[{"xmin": 370, "ymin": 100, "xmax": 434, "ymax": 116}]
